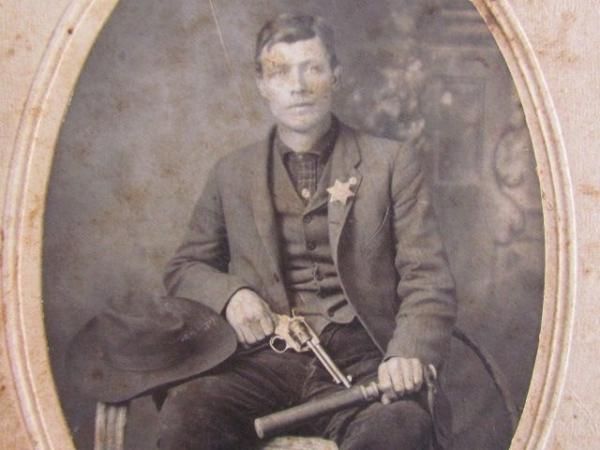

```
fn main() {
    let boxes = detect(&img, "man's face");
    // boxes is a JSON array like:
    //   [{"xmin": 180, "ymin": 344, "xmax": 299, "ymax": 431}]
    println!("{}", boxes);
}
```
[{"xmin": 257, "ymin": 36, "xmax": 340, "ymax": 134}]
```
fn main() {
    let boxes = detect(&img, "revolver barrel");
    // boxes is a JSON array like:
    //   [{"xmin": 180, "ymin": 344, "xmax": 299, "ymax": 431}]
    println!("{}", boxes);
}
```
[{"xmin": 308, "ymin": 341, "xmax": 352, "ymax": 388}]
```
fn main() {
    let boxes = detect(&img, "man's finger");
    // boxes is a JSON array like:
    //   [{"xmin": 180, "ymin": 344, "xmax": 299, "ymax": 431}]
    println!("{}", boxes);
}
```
[
  {"xmin": 247, "ymin": 318, "xmax": 267, "ymax": 342},
  {"xmin": 378, "ymin": 363, "xmax": 398, "ymax": 402},
  {"xmin": 240, "ymin": 325, "xmax": 258, "ymax": 345},
  {"xmin": 259, "ymin": 315, "xmax": 275, "ymax": 336},
  {"xmin": 231, "ymin": 324, "xmax": 246, "ymax": 344},
  {"xmin": 411, "ymin": 359, "xmax": 424, "ymax": 391},
  {"xmin": 399, "ymin": 358, "xmax": 414, "ymax": 393},
  {"xmin": 388, "ymin": 360, "xmax": 407, "ymax": 396}
]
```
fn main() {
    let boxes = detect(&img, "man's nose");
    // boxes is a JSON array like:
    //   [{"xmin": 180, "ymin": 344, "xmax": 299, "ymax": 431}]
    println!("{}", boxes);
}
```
[{"xmin": 289, "ymin": 68, "xmax": 309, "ymax": 94}]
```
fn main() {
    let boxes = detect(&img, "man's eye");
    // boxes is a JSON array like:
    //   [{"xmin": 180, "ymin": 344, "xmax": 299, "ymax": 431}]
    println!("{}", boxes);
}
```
[
  {"xmin": 308, "ymin": 65, "xmax": 324, "ymax": 74},
  {"xmin": 268, "ymin": 66, "xmax": 288, "ymax": 77}
]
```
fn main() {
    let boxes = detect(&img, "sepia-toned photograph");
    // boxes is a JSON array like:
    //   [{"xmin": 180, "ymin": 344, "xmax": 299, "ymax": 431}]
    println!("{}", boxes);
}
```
[{"xmin": 43, "ymin": 1, "xmax": 545, "ymax": 449}]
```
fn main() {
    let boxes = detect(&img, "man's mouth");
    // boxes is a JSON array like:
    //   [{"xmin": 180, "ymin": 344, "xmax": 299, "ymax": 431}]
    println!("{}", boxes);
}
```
[{"xmin": 289, "ymin": 102, "xmax": 315, "ymax": 110}]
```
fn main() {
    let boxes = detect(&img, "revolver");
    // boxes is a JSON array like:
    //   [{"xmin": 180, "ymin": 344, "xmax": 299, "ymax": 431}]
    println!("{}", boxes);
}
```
[{"xmin": 269, "ymin": 314, "xmax": 352, "ymax": 388}]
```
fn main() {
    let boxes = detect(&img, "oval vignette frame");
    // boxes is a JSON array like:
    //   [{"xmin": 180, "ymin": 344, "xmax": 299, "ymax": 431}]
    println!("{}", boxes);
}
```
[{"xmin": 2, "ymin": 0, "xmax": 574, "ymax": 449}]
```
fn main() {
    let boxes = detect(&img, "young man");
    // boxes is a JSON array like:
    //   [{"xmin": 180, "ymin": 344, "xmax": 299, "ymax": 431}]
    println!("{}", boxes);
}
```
[{"xmin": 159, "ymin": 14, "xmax": 456, "ymax": 450}]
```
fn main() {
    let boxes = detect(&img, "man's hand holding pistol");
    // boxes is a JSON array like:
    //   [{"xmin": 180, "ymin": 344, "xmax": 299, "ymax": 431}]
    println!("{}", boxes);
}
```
[{"xmin": 225, "ymin": 288, "xmax": 429, "ymax": 404}]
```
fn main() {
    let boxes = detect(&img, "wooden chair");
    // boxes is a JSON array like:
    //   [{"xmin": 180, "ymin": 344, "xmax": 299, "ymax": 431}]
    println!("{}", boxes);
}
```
[
  {"xmin": 93, "ymin": 329, "xmax": 518, "ymax": 450},
  {"xmin": 94, "ymin": 401, "xmax": 336, "ymax": 450}
]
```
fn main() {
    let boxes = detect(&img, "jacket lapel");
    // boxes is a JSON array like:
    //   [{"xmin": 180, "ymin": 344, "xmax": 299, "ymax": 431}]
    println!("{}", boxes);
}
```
[
  {"xmin": 251, "ymin": 131, "xmax": 283, "ymax": 279},
  {"xmin": 327, "ymin": 126, "xmax": 363, "ymax": 264}
]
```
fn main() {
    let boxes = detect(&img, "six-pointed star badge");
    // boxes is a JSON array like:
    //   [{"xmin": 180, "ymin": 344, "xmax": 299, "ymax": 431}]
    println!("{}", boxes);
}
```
[{"xmin": 327, "ymin": 177, "xmax": 356, "ymax": 205}]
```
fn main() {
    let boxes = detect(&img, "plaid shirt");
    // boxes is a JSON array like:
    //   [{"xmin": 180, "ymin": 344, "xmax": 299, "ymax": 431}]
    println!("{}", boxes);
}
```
[{"xmin": 275, "ymin": 119, "xmax": 339, "ymax": 202}]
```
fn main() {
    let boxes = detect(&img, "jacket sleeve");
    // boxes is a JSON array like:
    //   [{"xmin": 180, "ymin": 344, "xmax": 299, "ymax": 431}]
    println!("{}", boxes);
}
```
[
  {"xmin": 163, "ymin": 163, "xmax": 250, "ymax": 314},
  {"xmin": 384, "ymin": 143, "xmax": 457, "ymax": 368}
]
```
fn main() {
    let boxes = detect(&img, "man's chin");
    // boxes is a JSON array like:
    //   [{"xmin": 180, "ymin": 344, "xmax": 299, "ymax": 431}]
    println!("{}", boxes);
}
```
[{"xmin": 277, "ymin": 115, "xmax": 330, "ymax": 134}]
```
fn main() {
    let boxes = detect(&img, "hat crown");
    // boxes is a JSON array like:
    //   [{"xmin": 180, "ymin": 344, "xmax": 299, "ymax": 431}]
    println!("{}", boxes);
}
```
[{"xmin": 99, "ymin": 303, "xmax": 194, "ymax": 372}]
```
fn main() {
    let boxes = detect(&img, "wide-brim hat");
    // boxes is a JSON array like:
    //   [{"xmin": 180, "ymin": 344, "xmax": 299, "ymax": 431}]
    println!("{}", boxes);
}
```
[{"xmin": 67, "ymin": 296, "xmax": 237, "ymax": 403}]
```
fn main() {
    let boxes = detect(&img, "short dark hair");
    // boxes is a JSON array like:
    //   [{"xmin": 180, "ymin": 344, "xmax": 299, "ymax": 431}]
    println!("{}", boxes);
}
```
[{"xmin": 255, "ymin": 14, "xmax": 339, "ymax": 76}]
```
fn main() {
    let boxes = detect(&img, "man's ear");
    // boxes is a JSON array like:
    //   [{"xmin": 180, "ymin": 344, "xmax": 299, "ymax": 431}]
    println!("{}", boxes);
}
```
[
  {"xmin": 332, "ymin": 65, "xmax": 342, "ymax": 90},
  {"xmin": 256, "ymin": 75, "xmax": 267, "ymax": 98}
]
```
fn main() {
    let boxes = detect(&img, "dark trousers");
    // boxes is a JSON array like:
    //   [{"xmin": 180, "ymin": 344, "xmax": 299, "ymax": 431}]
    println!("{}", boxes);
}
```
[{"xmin": 158, "ymin": 321, "xmax": 432, "ymax": 450}]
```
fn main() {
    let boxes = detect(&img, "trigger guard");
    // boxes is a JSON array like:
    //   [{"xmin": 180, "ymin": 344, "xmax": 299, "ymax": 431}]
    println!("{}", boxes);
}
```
[{"xmin": 269, "ymin": 336, "xmax": 288, "ymax": 353}]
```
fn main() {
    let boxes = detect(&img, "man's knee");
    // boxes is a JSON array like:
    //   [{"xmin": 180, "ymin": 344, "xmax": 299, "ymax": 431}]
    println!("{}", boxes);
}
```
[
  {"xmin": 340, "ymin": 400, "xmax": 432, "ymax": 450},
  {"xmin": 157, "ymin": 376, "xmax": 251, "ymax": 450}
]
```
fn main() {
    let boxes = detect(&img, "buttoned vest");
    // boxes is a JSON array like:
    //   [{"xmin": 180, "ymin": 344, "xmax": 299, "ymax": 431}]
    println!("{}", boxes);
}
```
[{"xmin": 271, "ymin": 141, "xmax": 356, "ymax": 334}]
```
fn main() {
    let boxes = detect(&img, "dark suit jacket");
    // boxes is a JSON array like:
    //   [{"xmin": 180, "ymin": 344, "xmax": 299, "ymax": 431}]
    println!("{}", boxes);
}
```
[{"xmin": 164, "ymin": 123, "xmax": 457, "ymax": 368}]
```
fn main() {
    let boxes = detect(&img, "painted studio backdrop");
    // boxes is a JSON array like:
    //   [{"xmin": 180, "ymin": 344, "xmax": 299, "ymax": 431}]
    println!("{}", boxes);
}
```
[{"xmin": 44, "ymin": 0, "xmax": 544, "ymax": 449}]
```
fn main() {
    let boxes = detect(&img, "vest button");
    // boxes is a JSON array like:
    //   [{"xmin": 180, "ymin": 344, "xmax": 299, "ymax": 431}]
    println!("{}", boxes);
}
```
[
  {"xmin": 301, "ymin": 188, "xmax": 311, "ymax": 200},
  {"xmin": 307, "ymin": 241, "xmax": 316, "ymax": 251},
  {"xmin": 303, "ymin": 215, "xmax": 313, "ymax": 224}
]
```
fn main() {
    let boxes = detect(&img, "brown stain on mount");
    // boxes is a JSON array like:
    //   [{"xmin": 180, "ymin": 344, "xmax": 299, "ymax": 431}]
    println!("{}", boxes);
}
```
[
  {"xmin": 579, "ymin": 184, "xmax": 600, "ymax": 198},
  {"xmin": 26, "ymin": 194, "xmax": 43, "ymax": 228},
  {"xmin": 479, "ymin": 5, "xmax": 500, "ymax": 33},
  {"xmin": 582, "ymin": 265, "xmax": 598, "ymax": 279},
  {"xmin": 538, "ymin": 10, "xmax": 579, "ymax": 64}
]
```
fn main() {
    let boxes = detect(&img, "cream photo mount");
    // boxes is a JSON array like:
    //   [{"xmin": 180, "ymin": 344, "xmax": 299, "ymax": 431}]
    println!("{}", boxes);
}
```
[{"xmin": 1, "ymin": 0, "xmax": 574, "ymax": 449}]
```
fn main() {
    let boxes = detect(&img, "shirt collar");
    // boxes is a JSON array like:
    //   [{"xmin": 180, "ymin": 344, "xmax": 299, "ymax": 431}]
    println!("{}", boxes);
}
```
[{"xmin": 275, "ymin": 116, "xmax": 339, "ymax": 163}]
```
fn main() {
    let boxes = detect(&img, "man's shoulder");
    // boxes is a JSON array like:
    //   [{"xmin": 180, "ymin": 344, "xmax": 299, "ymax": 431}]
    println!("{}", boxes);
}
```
[
  {"xmin": 212, "ymin": 135, "xmax": 270, "ymax": 175},
  {"xmin": 341, "ymin": 123, "xmax": 417, "ymax": 167},
  {"xmin": 348, "ymin": 126, "xmax": 401, "ymax": 151}
]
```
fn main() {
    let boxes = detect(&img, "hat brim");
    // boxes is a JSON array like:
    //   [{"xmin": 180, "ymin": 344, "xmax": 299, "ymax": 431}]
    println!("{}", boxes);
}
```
[{"xmin": 67, "ymin": 297, "xmax": 237, "ymax": 403}]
